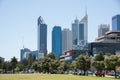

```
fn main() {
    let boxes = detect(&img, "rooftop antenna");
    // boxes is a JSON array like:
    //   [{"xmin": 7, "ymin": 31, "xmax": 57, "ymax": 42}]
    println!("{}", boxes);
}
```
[
  {"xmin": 85, "ymin": 7, "xmax": 87, "ymax": 16},
  {"xmin": 22, "ymin": 37, "xmax": 24, "ymax": 49}
]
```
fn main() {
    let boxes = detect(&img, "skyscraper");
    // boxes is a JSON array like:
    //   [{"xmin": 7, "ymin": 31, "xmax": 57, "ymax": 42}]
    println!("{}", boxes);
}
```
[
  {"xmin": 98, "ymin": 24, "xmax": 110, "ymax": 37},
  {"xmin": 52, "ymin": 26, "xmax": 62, "ymax": 59},
  {"xmin": 72, "ymin": 14, "xmax": 88, "ymax": 48},
  {"xmin": 62, "ymin": 28, "xmax": 72, "ymax": 53},
  {"xmin": 112, "ymin": 15, "xmax": 120, "ymax": 30},
  {"xmin": 37, "ymin": 16, "xmax": 47, "ymax": 57},
  {"xmin": 79, "ymin": 14, "xmax": 88, "ymax": 46},
  {"xmin": 72, "ymin": 18, "xmax": 79, "ymax": 46}
]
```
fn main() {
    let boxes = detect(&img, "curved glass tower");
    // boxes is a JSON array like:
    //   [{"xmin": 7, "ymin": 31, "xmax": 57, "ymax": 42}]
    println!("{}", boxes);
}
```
[{"xmin": 37, "ymin": 16, "xmax": 47, "ymax": 57}]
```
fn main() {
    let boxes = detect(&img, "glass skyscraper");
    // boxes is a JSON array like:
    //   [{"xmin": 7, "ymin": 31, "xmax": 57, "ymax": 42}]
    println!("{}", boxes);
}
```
[
  {"xmin": 72, "ymin": 18, "xmax": 79, "ymax": 45},
  {"xmin": 52, "ymin": 26, "xmax": 62, "ymax": 59},
  {"xmin": 112, "ymin": 15, "xmax": 120, "ymax": 30},
  {"xmin": 37, "ymin": 16, "xmax": 47, "ymax": 57},
  {"xmin": 72, "ymin": 14, "xmax": 88, "ymax": 48}
]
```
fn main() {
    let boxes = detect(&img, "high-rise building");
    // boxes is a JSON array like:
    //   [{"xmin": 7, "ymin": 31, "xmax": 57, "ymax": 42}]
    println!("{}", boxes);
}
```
[
  {"xmin": 112, "ymin": 15, "xmax": 120, "ymax": 30},
  {"xmin": 79, "ymin": 14, "xmax": 88, "ymax": 46},
  {"xmin": 98, "ymin": 24, "xmax": 110, "ymax": 37},
  {"xmin": 72, "ymin": 18, "xmax": 79, "ymax": 46},
  {"xmin": 52, "ymin": 26, "xmax": 62, "ymax": 59},
  {"xmin": 37, "ymin": 16, "xmax": 47, "ymax": 57},
  {"xmin": 72, "ymin": 14, "xmax": 88, "ymax": 48},
  {"xmin": 62, "ymin": 28, "xmax": 72, "ymax": 53}
]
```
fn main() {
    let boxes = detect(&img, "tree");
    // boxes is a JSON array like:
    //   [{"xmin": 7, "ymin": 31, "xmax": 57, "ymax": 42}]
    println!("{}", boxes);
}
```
[
  {"xmin": 0, "ymin": 59, "xmax": 3, "ymax": 69},
  {"xmin": 94, "ymin": 52, "xmax": 104, "ymax": 61},
  {"xmin": 104, "ymin": 55, "xmax": 120, "ymax": 78},
  {"xmin": 46, "ymin": 52, "xmax": 55, "ymax": 59},
  {"xmin": 70, "ymin": 61, "xmax": 76, "ymax": 70},
  {"xmin": 14, "ymin": 66, "xmax": 20, "ymax": 72},
  {"xmin": 92, "ymin": 52, "xmax": 105, "ymax": 72},
  {"xmin": 32, "ymin": 61, "xmax": 38, "ymax": 71},
  {"xmin": 17, "ymin": 62, "xmax": 24, "ymax": 71},
  {"xmin": 49, "ymin": 59, "xmax": 60, "ymax": 73},
  {"xmin": 76, "ymin": 55, "xmax": 91, "ymax": 75},
  {"xmin": 57, "ymin": 61, "xmax": 65, "ymax": 72},
  {"xmin": 11, "ymin": 56, "xmax": 18, "ymax": 73},
  {"xmin": 21, "ymin": 58, "xmax": 28, "ymax": 67},
  {"xmin": 3, "ymin": 61, "xmax": 12, "ymax": 73},
  {"xmin": 28, "ymin": 53, "xmax": 33, "ymax": 68}
]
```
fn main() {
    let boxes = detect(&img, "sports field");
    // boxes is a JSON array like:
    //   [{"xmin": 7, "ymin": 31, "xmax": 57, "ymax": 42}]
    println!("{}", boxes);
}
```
[{"xmin": 0, "ymin": 74, "xmax": 118, "ymax": 80}]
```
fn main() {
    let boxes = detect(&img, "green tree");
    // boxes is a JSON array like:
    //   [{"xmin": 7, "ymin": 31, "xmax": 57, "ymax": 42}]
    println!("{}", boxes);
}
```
[
  {"xmin": 0, "ymin": 59, "xmax": 3, "ymax": 69},
  {"xmin": 11, "ymin": 56, "xmax": 18, "ymax": 73},
  {"xmin": 104, "ymin": 55, "xmax": 120, "ymax": 78},
  {"xmin": 28, "ymin": 53, "xmax": 33, "ymax": 68},
  {"xmin": 21, "ymin": 58, "xmax": 28, "ymax": 67},
  {"xmin": 46, "ymin": 52, "xmax": 55, "ymax": 59},
  {"xmin": 0, "ymin": 69, "xmax": 3, "ymax": 73},
  {"xmin": 17, "ymin": 62, "xmax": 24, "ymax": 71},
  {"xmin": 57, "ymin": 61, "xmax": 65, "ymax": 71},
  {"xmin": 49, "ymin": 59, "xmax": 60, "ymax": 73},
  {"xmin": 42, "ymin": 57, "xmax": 51, "ymax": 73},
  {"xmin": 94, "ymin": 52, "xmax": 104, "ymax": 61},
  {"xmin": 70, "ymin": 61, "xmax": 76, "ymax": 70},
  {"xmin": 92, "ymin": 52, "xmax": 105, "ymax": 71},
  {"xmin": 37, "ymin": 59, "xmax": 44, "ymax": 73},
  {"xmin": 14, "ymin": 66, "xmax": 20, "ymax": 72},
  {"xmin": 3, "ymin": 61, "xmax": 12, "ymax": 73},
  {"xmin": 76, "ymin": 55, "xmax": 91, "ymax": 75}
]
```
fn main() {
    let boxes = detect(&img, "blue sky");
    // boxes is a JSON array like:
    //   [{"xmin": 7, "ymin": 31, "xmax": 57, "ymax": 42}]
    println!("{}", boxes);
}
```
[{"xmin": 0, "ymin": 0, "xmax": 120, "ymax": 61}]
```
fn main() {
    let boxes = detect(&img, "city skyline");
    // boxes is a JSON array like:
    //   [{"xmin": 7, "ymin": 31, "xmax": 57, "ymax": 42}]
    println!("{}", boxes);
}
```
[{"xmin": 0, "ymin": 0, "xmax": 120, "ymax": 61}]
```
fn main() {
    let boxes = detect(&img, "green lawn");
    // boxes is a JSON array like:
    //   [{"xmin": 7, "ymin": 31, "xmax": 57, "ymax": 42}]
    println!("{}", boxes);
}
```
[{"xmin": 0, "ymin": 74, "xmax": 119, "ymax": 80}]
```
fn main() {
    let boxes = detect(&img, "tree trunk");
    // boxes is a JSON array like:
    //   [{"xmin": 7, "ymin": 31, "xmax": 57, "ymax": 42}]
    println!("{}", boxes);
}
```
[{"xmin": 114, "ymin": 69, "xmax": 117, "ymax": 78}]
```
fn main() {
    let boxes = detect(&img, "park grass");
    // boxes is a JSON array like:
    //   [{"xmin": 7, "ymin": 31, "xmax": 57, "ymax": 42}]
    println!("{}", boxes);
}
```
[{"xmin": 0, "ymin": 74, "xmax": 119, "ymax": 80}]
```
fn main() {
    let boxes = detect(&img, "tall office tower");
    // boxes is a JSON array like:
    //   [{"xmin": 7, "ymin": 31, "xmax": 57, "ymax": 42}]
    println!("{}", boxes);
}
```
[
  {"xmin": 72, "ymin": 18, "xmax": 79, "ymax": 46},
  {"xmin": 98, "ymin": 24, "xmax": 110, "ymax": 37},
  {"xmin": 52, "ymin": 26, "xmax": 62, "ymax": 59},
  {"xmin": 79, "ymin": 14, "xmax": 88, "ymax": 46},
  {"xmin": 112, "ymin": 15, "xmax": 120, "ymax": 30},
  {"xmin": 72, "ymin": 14, "xmax": 88, "ymax": 49},
  {"xmin": 62, "ymin": 28, "xmax": 72, "ymax": 54},
  {"xmin": 37, "ymin": 16, "xmax": 47, "ymax": 58}
]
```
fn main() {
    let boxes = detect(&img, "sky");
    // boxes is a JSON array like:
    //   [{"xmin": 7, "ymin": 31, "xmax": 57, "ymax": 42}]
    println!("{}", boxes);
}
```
[{"xmin": 0, "ymin": 0, "xmax": 120, "ymax": 61}]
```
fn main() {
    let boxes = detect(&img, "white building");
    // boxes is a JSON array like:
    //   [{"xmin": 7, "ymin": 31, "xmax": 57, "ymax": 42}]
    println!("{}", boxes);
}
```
[
  {"xmin": 62, "ymin": 29, "xmax": 72, "ymax": 54},
  {"xmin": 72, "ymin": 14, "xmax": 88, "ymax": 49}
]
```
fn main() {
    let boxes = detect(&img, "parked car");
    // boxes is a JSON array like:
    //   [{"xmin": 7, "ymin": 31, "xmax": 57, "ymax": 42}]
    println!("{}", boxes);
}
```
[
  {"xmin": 95, "ymin": 71, "xmax": 105, "ymax": 77},
  {"xmin": 87, "ymin": 71, "xmax": 93, "ymax": 75},
  {"xmin": 107, "ymin": 72, "xmax": 115, "ymax": 76}
]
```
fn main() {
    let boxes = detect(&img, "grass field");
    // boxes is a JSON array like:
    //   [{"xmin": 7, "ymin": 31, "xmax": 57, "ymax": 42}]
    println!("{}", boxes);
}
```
[{"xmin": 0, "ymin": 74, "xmax": 119, "ymax": 80}]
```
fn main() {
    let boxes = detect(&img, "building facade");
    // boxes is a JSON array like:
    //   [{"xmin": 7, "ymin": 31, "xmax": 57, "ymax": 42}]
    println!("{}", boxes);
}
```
[
  {"xmin": 37, "ymin": 16, "xmax": 47, "ymax": 57},
  {"xmin": 95, "ymin": 31, "xmax": 120, "ymax": 43},
  {"xmin": 52, "ymin": 26, "xmax": 62, "ymax": 59},
  {"xmin": 62, "ymin": 28, "xmax": 72, "ymax": 54},
  {"xmin": 20, "ymin": 48, "xmax": 31, "ymax": 61},
  {"xmin": 90, "ymin": 31, "xmax": 120, "ymax": 56},
  {"xmin": 0, "ymin": 56, "xmax": 4, "ymax": 62},
  {"xmin": 72, "ymin": 14, "xmax": 88, "ymax": 49},
  {"xmin": 112, "ymin": 15, "xmax": 120, "ymax": 30},
  {"xmin": 98, "ymin": 24, "xmax": 110, "ymax": 37},
  {"xmin": 72, "ymin": 18, "xmax": 79, "ymax": 46},
  {"xmin": 79, "ymin": 14, "xmax": 88, "ymax": 46},
  {"xmin": 20, "ymin": 48, "xmax": 38, "ymax": 61}
]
